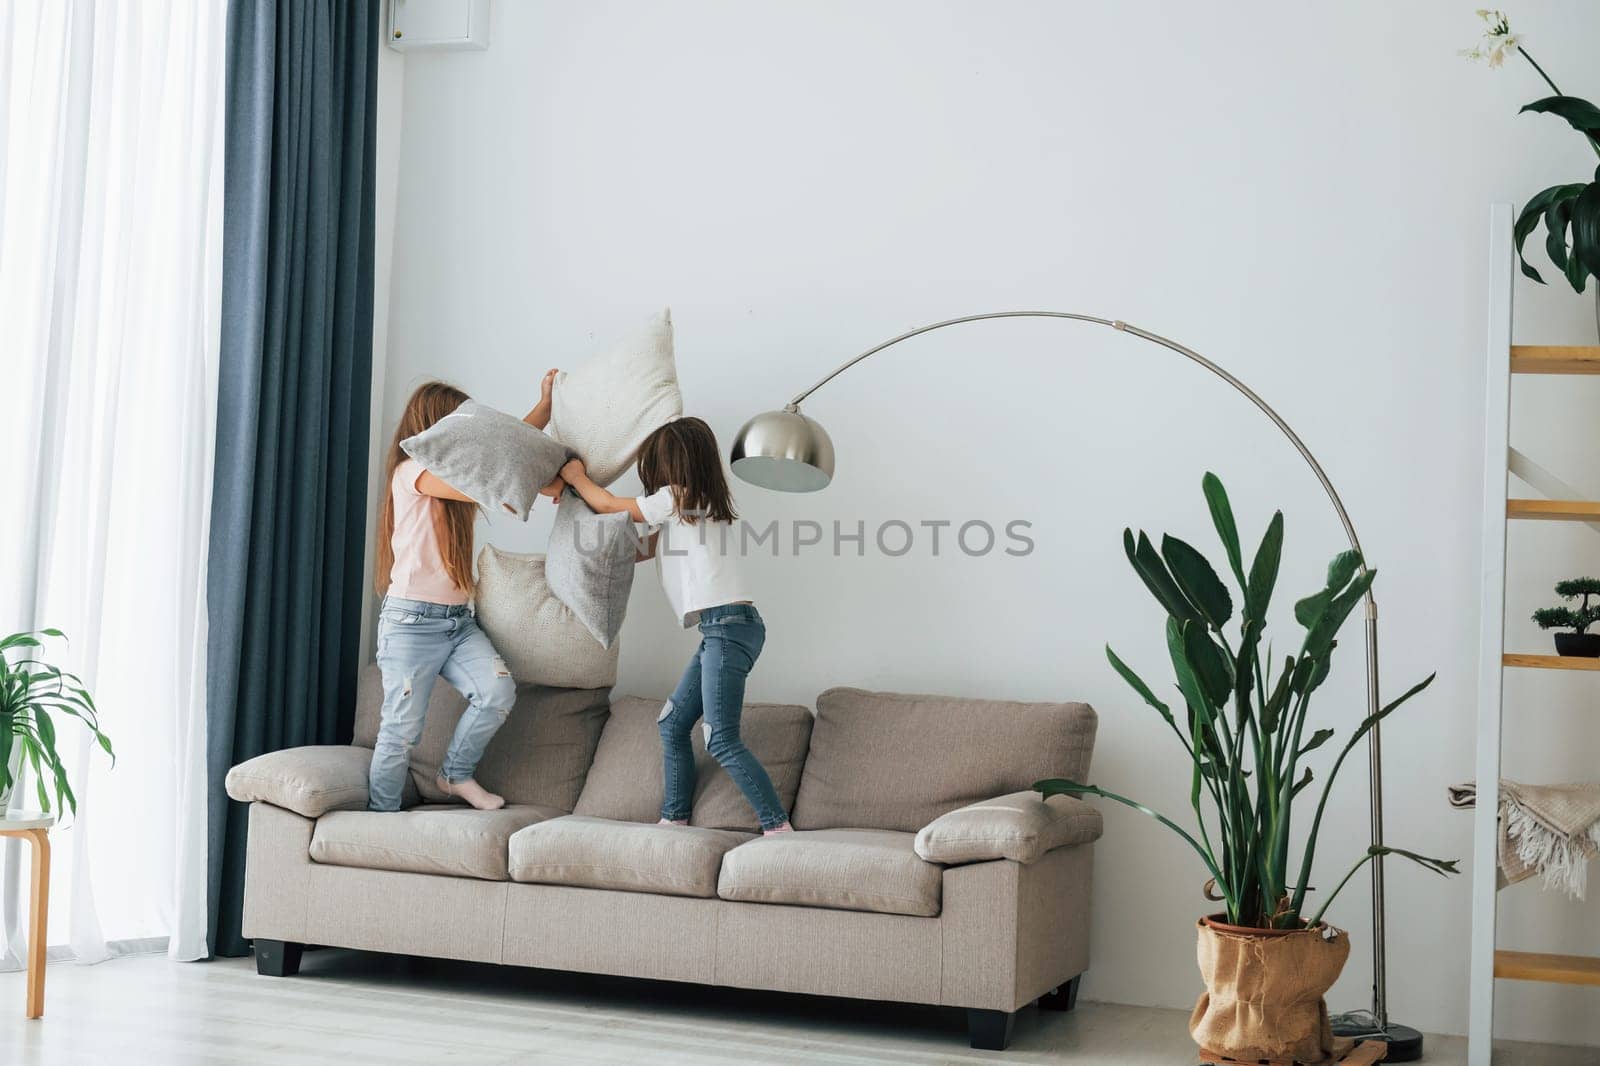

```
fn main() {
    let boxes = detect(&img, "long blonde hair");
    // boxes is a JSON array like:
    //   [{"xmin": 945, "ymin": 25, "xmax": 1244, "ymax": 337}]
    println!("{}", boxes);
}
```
[{"xmin": 375, "ymin": 382, "xmax": 476, "ymax": 596}]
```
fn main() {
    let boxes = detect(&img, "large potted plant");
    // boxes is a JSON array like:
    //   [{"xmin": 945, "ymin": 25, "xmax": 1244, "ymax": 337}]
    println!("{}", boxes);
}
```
[
  {"xmin": 1532, "ymin": 577, "xmax": 1600, "ymax": 657},
  {"xmin": 0, "ymin": 629, "xmax": 114, "ymax": 814},
  {"xmin": 1462, "ymin": 9, "xmax": 1600, "ymax": 336},
  {"xmin": 1036, "ymin": 474, "xmax": 1456, "ymax": 1064}
]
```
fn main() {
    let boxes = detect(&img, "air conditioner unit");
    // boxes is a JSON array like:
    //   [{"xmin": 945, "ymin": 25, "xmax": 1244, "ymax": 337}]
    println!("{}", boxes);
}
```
[{"xmin": 388, "ymin": 0, "xmax": 490, "ymax": 52}]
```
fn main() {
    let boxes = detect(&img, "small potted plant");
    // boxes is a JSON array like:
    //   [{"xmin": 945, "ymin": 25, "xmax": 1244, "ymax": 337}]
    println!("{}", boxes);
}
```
[
  {"xmin": 1037, "ymin": 474, "xmax": 1456, "ymax": 1064},
  {"xmin": 0, "ymin": 629, "xmax": 114, "ymax": 814},
  {"xmin": 1532, "ymin": 578, "xmax": 1600, "ymax": 657}
]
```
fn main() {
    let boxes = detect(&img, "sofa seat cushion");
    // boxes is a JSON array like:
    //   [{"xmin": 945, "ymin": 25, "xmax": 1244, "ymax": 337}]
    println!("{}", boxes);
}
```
[
  {"xmin": 310, "ymin": 804, "xmax": 565, "ymax": 881},
  {"xmin": 508, "ymin": 815, "xmax": 750, "ymax": 898},
  {"xmin": 717, "ymin": 829, "xmax": 941, "ymax": 917}
]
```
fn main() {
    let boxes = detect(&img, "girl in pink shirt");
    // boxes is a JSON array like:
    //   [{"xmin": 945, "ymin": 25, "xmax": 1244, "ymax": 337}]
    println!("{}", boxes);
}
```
[{"xmin": 368, "ymin": 377, "xmax": 562, "ymax": 812}]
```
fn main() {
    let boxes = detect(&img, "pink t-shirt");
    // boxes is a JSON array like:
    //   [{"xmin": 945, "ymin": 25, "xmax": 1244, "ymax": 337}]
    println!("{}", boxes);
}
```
[{"xmin": 387, "ymin": 459, "xmax": 470, "ymax": 605}]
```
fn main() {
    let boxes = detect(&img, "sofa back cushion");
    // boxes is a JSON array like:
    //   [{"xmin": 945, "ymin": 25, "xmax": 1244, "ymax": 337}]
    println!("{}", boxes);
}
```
[
  {"xmin": 353, "ymin": 664, "xmax": 610, "ymax": 810},
  {"xmin": 790, "ymin": 687, "xmax": 1097, "ymax": 833},
  {"xmin": 573, "ymin": 695, "xmax": 814, "ymax": 831}
]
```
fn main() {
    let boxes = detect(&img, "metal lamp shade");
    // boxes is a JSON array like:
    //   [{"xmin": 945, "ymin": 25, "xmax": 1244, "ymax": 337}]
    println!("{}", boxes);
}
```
[{"xmin": 729, "ymin": 408, "xmax": 835, "ymax": 492}]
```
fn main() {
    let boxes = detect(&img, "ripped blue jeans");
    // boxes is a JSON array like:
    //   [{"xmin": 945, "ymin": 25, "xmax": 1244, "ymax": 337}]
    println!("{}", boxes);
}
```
[
  {"xmin": 658, "ymin": 604, "xmax": 788, "ymax": 830},
  {"xmin": 369, "ymin": 596, "xmax": 516, "ymax": 812}
]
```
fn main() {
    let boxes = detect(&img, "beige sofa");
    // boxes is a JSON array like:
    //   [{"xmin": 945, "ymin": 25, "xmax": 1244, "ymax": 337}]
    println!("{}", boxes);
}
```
[{"xmin": 225, "ymin": 668, "xmax": 1102, "ymax": 1050}]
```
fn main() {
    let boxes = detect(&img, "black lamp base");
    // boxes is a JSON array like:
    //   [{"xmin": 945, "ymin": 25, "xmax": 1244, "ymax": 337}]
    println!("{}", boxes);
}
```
[{"xmin": 1331, "ymin": 1016, "xmax": 1423, "ymax": 1063}]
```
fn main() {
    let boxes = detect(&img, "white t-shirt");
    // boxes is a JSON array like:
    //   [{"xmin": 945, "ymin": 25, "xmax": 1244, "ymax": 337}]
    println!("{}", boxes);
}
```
[{"xmin": 637, "ymin": 486, "xmax": 753, "ymax": 627}]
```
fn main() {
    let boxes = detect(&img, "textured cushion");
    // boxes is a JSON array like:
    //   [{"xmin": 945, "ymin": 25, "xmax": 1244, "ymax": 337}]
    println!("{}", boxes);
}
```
[
  {"xmin": 508, "ymin": 815, "xmax": 749, "ymax": 897},
  {"xmin": 352, "ymin": 664, "xmax": 610, "ymax": 809},
  {"xmin": 310, "ymin": 804, "xmax": 564, "ymax": 881},
  {"xmin": 792, "ymin": 688, "xmax": 1097, "ymax": 833},
  {"xmin": 717, "ymin": 829, "xmax": 941, "ymax": 917},
  {"xmin": 545, "ymin": 490, "xmax": 639, "ymax": 649},
  {"xmin": 914, "ymin": 790, "xmax": 1103, "ymax": 865},
  {"xmin": 573, "ymin": 695, "xmax": 814, "ymax": 831},
  {"xmin": 226, "ymin": 745, "xmax": 415, "ymax": 817},
  {"xmin": 547, "ymin": 309, "xmax": 682, "ymax": 486},
  {"xmin": 401, "ymin": 400, "xmax": 571, "ymax": 520},
  {"xmin": 475, "ymin": 546, "xmax": 621, "ymax": 688}
]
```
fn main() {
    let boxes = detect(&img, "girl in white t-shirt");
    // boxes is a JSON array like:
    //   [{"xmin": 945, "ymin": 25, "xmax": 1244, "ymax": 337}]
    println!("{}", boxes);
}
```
[
  {"xmin": 368, "ymin": 377, "xmax": 564, "ymax": 813},
  {"xmin": 560, "ymin": 418, "xmax": 793, "ymax": 834}
]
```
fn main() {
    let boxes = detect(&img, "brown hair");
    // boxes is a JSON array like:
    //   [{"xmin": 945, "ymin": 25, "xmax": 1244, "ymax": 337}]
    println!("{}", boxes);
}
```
[
  {"xmin": 375, "ymin": 381, "xmax": 477, "ymax": 596},
  {"xmin": 636, "ymin": 417, "xmax": 737, "ymax": 525}
]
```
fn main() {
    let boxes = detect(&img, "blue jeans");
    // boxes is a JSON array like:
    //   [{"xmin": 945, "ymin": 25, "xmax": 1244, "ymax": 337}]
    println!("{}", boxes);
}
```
[
  {"xmin": 369, "ymin": 596, "xmax": 516, "ymax": 812},
  {"xmin": 659, "ymin": 604, "xmax": 787, "ymax": 830}
]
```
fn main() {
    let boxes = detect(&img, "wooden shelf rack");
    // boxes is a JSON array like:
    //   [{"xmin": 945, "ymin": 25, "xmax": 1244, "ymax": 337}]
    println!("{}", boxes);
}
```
[{"xmin": 1470, "ymin": 207, "xmax": 1600, "ymax": 1066}]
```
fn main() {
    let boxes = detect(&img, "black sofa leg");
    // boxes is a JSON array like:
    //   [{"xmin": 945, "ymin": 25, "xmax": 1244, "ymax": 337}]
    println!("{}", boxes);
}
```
[
  {"xmin": 1038, "ymin": 974, "xmax": 1081, "ymax": 1011},
  {"xmin": 254, "ymin": 939, "xmax": 303, "ymax": 977},
  {"xmin": 967, "ymin": 1008, "xmax": 1015, "ymax": 1051}
]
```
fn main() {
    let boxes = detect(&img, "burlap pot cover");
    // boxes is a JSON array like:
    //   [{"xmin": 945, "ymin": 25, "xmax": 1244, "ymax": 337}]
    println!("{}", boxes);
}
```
[{"xmin": 1188, "ymin": 917, "xmax": 1354, "ymax": 1064}]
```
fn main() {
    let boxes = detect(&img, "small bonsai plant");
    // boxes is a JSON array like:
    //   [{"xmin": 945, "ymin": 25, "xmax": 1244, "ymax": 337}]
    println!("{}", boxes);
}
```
[
  {"xmin": 0, "ymin": 629, "xmax": 115, "ymax": 815},
  {"xmin": 1461, "ymin": 10, "xmax": 1600, "ymax": 309},
  {"xmin": 1532, "ymin": 578, "xmax": 1600, "ymax": 657}
]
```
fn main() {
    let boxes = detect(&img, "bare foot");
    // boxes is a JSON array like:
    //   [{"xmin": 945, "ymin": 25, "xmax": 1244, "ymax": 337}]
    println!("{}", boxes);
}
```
[
  {"xmin": 436, "ymin": 775, "xmax": 505, "ymax": 811},
  {"xmin": 657, "ymin": 818, "xmax": 688, "ymax": 827},
  {"xmin": 763, "ymin": 822, "xmax": 794, "ymax": 836}
]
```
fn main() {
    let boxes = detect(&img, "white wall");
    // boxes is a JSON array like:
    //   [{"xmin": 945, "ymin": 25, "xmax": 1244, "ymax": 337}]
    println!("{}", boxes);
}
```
[{"xmin": 376, "ymin": 1, "xmax": 1600, "ymax": 1044}]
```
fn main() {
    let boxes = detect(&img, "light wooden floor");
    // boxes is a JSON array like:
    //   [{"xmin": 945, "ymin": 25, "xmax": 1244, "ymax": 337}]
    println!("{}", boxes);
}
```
[{"xmin": 0, "ymin": 949, "xmax": 1591, "ymax": 1065}]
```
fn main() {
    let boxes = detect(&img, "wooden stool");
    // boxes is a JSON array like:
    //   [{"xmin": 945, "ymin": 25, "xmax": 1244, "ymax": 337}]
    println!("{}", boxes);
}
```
[
  {"xmin": 1198, "ymin": 1040, "xmax": 1388, "ymax": 1066},
  {"xmin": 0, "ymin": 812, "xmax": 55, "ymax": 1019}
]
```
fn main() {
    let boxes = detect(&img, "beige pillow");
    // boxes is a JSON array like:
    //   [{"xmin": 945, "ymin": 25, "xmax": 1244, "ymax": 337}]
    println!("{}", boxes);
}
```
[
  {"xmin": 547, "ymin": 309, "xmax": 682, "ymax": 486},
  {"xmin": 573, "ymin": 695, "xmax": 814, "ymax": 831},
  {"xmin": 913, "ymin": 790, "xmax": 1103, "ymax": 865},
  {"xmin": 474, "ymin": 546, "xmax": 619, "ymax": 688},
  {"xmin": 791, "ymin": 687, "xmax": 1097, "ymax": 833}
]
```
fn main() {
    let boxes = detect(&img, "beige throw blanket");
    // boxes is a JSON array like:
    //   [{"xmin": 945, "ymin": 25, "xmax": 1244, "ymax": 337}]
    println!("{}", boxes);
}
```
[{"xmin": 1448, "ymin": 780, "xmax": 1600, "ymax": 899}]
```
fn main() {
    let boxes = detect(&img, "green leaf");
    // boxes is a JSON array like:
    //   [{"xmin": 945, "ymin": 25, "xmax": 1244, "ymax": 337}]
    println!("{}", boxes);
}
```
[
  {"xmin": 1324, "ymin": 550, "xmax": 1361, "ymax": 592},
  {"xmin": 1125, "ymin": 530, "xmax": 1203, "ymax": 626},
  {"xmin": 1181, "ymin": 621, "xmax": 1234, "ymax": 708},
  {"xmin": 1167, "ymin": 619, "xmax": 1219, "ymax": 715},
  {"xmin": 1292, "ymin": 766, "xmax": 1315, "ymax": 797},
  {"xmin": 1573, "ymin": 178, "xmax": 1600, "ymax": 281},
  {"xmin": 1304, "ymin": 570, "xmax": 1375, "ymax": 656},
  {"xmin": 1106, "ymin": 646, "xmax": 1174, "ymax": 727},
  {"xmin": 1520, "ymin": 95, "xmax": 1600, "ymax": 134},
  {"xmin": 1297, "ymin": 728, "xmax": 1335, "ymax": 757},
  {"xmin": 1514, "ymin": 183, "xmax": 1587, "ymax": 283},
  {"xmin": 1202, "ymin": 473, "xmax": 1246, "ymax": 590},
  {"xmin": 1545, "ymin": 199, "xmax": 1572, "ymax": 272},
  {"xmin": 1245, "ymin": 512, "xmax": 1284, "ymax": 624},
  {"xmin": 1377, "ymin": 845, "xmax": 1459, "ymax": 878},
  {"xmin": 1259, "ymin": 657, "xmax": 1295, "ymax": 735},
  {"xmin": 1162, "ymin": 534, "xmax": 1233, "ymax": 630}
]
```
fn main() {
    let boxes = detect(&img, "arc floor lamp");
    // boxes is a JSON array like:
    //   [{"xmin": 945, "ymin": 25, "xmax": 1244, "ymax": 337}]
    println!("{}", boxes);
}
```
[{"xmin": 728, "ymin": 310, "xmax": 1421, "ymax": 1062}]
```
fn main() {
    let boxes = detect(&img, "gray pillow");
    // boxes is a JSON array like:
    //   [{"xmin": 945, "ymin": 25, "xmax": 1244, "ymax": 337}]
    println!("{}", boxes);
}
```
[
  {"xmin": 546, "ymin": 490, "xmax": 638, "ymax": 648},
  {"xmin": 400, "ymin": 400, "xmax": 571, "ymax": 520}
]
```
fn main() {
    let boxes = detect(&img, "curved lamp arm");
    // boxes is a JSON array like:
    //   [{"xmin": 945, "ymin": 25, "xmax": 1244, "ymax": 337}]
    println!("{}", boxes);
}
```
[
  {"xmin": 788, "ymin": 311, "xmax": 1368, "ymax": 561},
  {"xmin": 749, "ymin": 309, "xmax": 1390, "ymax": 1028}
]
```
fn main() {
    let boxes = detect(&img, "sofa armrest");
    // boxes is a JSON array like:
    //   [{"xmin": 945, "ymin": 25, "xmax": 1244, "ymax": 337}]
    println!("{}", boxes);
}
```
[
  {"xmin": 225, "ymin": 745, "xmax": 377, "ymax": 818},
  {"xmin": 915, "ymin": 790, "xmax": 1102, "ymax": 866}
]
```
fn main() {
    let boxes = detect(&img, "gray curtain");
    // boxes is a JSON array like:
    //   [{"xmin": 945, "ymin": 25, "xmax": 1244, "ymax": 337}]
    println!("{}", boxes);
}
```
[{"xmin": 207, "ymin": 0, "xmax": 380, "ymax": 958}]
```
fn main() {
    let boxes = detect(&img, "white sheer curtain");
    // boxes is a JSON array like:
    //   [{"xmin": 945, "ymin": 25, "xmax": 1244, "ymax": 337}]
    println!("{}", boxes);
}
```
[{"xmin": 0, "ymin": 1, "xmax": 223, "ymax": 964}]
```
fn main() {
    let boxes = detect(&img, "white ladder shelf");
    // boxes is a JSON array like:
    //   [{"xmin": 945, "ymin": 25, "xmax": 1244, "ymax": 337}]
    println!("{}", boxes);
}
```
[{"xmin": 1469, "ymin": 204, "xmax": 1600, "ymax": 1065}]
